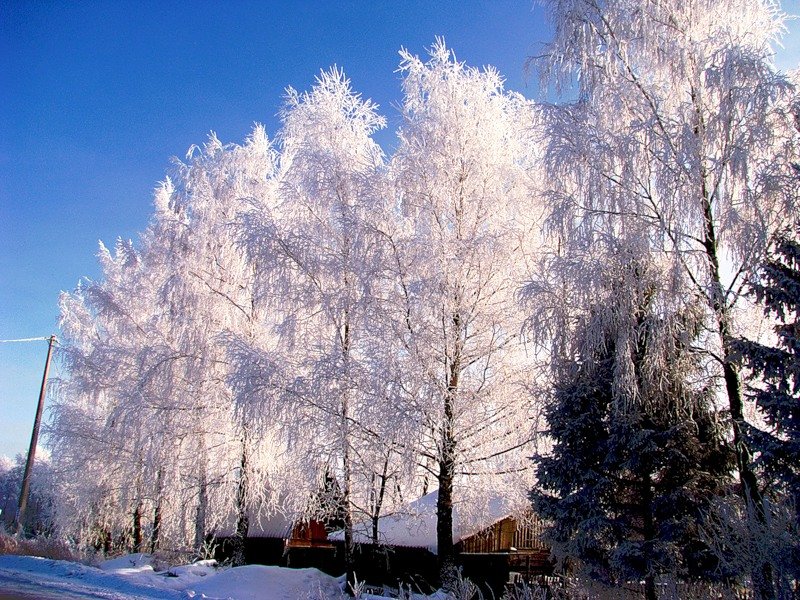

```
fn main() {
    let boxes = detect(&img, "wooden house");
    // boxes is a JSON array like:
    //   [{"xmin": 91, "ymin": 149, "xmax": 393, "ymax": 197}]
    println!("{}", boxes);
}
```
[
  {"xmin": 285, "ymin": 518, "xmax": 335, "ymax": 550},
  {"xmin": 214, "ymin": 513, "xmax": 336, "ymax": 569},
  {"xmin": 329, "ymin": 490, "xmax": 553, "ymax": 592},
  {"xmin": 456, "ymin": 511, "xmax": 553, "ymax": 590}
]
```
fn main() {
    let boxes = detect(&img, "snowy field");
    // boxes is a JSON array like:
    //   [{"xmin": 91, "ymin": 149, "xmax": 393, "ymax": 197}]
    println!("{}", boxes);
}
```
[
  {"xmin": 0, "ymin": 554, "xmax": 349, "ymax": 600},
  {"xmin": 0, "ymin": 553, "xmax": 451, "ymax": 600}
]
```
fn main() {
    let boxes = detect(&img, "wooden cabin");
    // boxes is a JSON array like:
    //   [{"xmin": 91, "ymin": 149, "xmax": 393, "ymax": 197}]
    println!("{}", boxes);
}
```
[
  {"xmin": 214, "ymin": 515, "xmax": 336, "ymax": 569},
  {"xmin": 286, "ymin": 519, "xmax": 335, "ymax": 550},
  {"xmin": 281, "ymin": 518, "xmax": 339, "ymax": 571},
  {"xmin": 329, "ymin": 490, "xmax": 553, "ymax": 593},
  {"xmin": 456, "ymin": 511, "xmax": 554, "ymax": 590}
]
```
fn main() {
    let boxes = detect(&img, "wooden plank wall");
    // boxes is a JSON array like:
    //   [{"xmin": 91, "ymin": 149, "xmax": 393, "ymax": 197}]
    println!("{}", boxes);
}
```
[
  {"xmin": 459, "ymin": 512, "xmax": 548, "ymax": 553},
  {"xmin": 512, "ymin": 513, "xmax": 548, "ymax": 550}
]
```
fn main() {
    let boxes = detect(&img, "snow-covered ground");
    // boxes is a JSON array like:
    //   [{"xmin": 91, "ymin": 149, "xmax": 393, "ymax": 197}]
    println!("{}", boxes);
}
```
[{"xmin": 0, "ymin": 554, "xmax": 346, "ymax": 600}]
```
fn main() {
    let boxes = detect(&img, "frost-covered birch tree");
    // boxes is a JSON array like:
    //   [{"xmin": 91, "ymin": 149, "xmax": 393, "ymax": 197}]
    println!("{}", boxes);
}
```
[
  {"xmin": 532, "ymin": 1, "xmax": 798, "ymax": 596},
  {"xmin": 157, "ymin": 128, "xmax": 288, "ymax": 564},
  {"xmin": 54, "ymin": 237, "xmax": 177, "ymax": 551},
  {"xmin": 234, "ymin": 68, "xmax": 393, "ymax": 583},
  {"xmin": 52, "ymin": 128, "xmax": 287, "ymax": 557},
  {"xmin": 389, "ymin": 41, "xmax": 542, "ymax": 585}
]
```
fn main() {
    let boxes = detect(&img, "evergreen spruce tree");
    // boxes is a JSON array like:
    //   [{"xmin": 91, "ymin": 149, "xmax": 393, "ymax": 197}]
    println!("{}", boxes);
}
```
[
  {"xmin": 734, "ymin": 220, "xmax": 800, "ymax": 585},
  {"xmin": 532, "ymin": 276, "xmax": 733, "ymax": 600}
]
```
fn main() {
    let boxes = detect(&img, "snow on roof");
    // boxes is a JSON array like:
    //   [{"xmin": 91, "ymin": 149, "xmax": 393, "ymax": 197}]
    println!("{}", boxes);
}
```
[
  {"xmin": 329, "ymin": 489, "xmax": 514, "ymax": 553},
  {"xmin": 250, "ymin": 511, "xmax": 296, "ymax": 538},
  {"xmin": 215, "ymin": 509, "xmax": 294, "ymax": 539}
]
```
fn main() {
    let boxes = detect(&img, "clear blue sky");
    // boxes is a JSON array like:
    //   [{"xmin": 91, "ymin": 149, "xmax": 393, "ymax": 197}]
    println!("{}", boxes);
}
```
[{"xmin": 1, "ymin": 1, "xmax": 798, "ymax": 460}]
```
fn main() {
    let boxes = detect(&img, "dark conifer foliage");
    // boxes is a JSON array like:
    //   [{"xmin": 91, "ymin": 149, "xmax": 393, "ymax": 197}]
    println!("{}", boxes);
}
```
[
  {"xmin": 738, "ymin": 222, "xmax": 800, "ymax": 496},
  {"xmin": 532, "ymin": 297, "xmax": 733, "ymax": 598},
  {"xmin": 735, "ymin": 220, "xmax": 800, "ymax": 528}
]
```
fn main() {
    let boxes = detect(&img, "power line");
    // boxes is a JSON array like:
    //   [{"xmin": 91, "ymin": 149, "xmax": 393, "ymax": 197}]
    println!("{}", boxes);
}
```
[{"xmin": 0, "ymin": 337, "xmax": 51, "ymax": 343}]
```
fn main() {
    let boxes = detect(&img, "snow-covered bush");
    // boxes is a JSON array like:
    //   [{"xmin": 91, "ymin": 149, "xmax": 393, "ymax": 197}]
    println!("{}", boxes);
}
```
[
  {"xmin": 0, "ymin": 527, "xmax": 77, "ymax": 562},
  {"xmin": 0, "ymin": 454, "xmax": 55, "ymax": 535}
]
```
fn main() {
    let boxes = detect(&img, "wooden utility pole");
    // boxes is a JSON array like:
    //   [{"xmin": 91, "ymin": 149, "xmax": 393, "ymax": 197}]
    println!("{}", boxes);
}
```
[{"xmin": 15, "ymin": 334, "xmax": 56, "ymax": 534}]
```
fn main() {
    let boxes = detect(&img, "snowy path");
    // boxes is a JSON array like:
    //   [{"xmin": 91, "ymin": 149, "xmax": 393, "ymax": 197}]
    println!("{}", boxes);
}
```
[
  {"xmin": 0, "ymin": 571, "xmax": 153, "ymax": 600},
  {"xmin": 0, "ymin": 556, "xmax": 183, "ymax": 599},
  {"xmin": 0, "ymin": 555, "xmax": 349, "ymax": 600}
]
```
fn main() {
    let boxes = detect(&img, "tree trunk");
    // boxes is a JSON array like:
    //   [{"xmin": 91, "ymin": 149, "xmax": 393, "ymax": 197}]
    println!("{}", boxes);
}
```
[
  {"xmin": 642, "ymin": 472, "xmax": 657, "ymax": 600},
  {"xmin": 340, "ymin": 317, "xmax": 356, "ymax": 594},
  {"xmin": 231, "ymin": 437, "xmax": 249, "ymax": 567},
  {"xmin": 150, "ymin": 498, "xmax": 162, "ymax": 553},
  {"xmin": 102, "ymin": 528, "xmax": 111, "ymax": 554},
  {"xmin": 342, "ymin": 431, "xmax": 355, "ymax": 593},
  {"xmin": 437, "ymin": 313, "xmax": 461, "ymax": 590},
  {"xmin": 371, "ymin": 457, "xmax": 389, "ymax": 544},
  {"xmin": 150, "ymin": 469, "xmax": 163, "ymax": 553},
  {"xmin": 195, "ymin": 469, "xmax": 208, "ymax": 553},
  {"xmin": 701, "ymin": 191, "xmax": 775, "ymax": 600},
  {"xmin": 437, "ymin": 449, "xmax": 456, "ymax": 590},
  {"xmin": 131, "ymin": 502, "xmax": 142, "ymax": 553}
]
